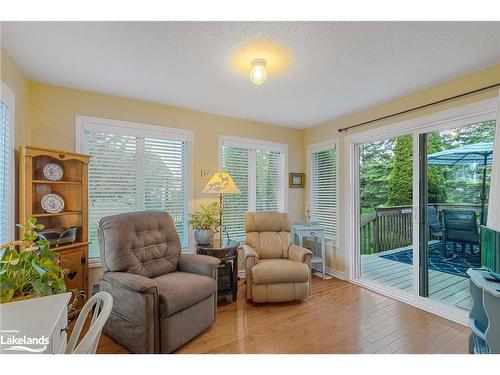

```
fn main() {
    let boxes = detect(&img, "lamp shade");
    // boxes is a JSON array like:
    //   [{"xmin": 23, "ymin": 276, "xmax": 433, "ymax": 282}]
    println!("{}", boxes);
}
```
[{"xmin": 202, "ymin": 172, "xmax": 241, "ymax": 194}]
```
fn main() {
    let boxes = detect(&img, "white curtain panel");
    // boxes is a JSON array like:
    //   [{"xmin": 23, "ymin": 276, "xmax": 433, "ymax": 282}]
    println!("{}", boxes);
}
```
[{"xmin": 487, "ymin": 93, "xmax": 500, "ymax": 231}]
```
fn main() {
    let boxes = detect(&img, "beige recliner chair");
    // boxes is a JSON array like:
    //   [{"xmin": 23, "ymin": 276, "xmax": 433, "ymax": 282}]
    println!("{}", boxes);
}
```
[{"xmin": 244, "ymin": 212, "xmax": 313, "ymax": 303}]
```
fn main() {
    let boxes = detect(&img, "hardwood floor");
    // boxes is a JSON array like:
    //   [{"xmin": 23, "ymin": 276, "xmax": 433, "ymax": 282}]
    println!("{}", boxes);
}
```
[{"xmin": 96, "ymin": 276, "xmax": 470, "ymax": 354}]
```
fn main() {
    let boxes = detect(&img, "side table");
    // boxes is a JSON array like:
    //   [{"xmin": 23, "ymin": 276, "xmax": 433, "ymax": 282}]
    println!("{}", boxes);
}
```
[
  {"xmin": 196, "ymin": 239, "xmax": 239, "ymax": 305},
  {"xmin": 467, "ymin": 269, "xmax": 500, "ymax": 353},
  {"xmin": 293, "ymin": 223, "xmax": 326, "ymax": 279}
]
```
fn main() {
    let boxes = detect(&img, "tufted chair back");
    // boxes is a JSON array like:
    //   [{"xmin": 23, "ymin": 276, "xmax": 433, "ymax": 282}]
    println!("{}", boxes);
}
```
[
  {"xmin": 98, "ymin": 211, "xmax": 182, "ymax": 278},
  {"xmin": 245, "ymin": 211, "xmax": 292, "ymax": 259}
]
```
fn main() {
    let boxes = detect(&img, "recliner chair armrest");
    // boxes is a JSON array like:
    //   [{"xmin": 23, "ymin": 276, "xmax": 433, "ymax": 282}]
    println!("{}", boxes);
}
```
[
  {"xmin": 243, "ymin": 244, "xmax": 259, "ymax": 262},
  {"xmin": 101, "ymin": 271, "xmax": 158, "ymax": 294},
  {"xmin": 288, "ymin": 244, "xmax": 313, "ymax": 264},
  {"xmin": 288, "ymin": 244, "xmax": 313, "ymax": 297},
  {"xmin": 243, "ymin": 244, "xmax": 259, "ymax": 300},
  {"xmin": 100, "ymin": 271, "xmax": 159, "ymax": 353},
  {"xmin": 178, "ymin": 253, "xmax": 220, "ymax": 279}
]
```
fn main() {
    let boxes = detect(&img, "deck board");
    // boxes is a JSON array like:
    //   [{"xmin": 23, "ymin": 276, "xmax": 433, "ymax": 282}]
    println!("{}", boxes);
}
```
[{"xmin": 361, "ymin": 253, "xmax": 471, "ymax": 310}]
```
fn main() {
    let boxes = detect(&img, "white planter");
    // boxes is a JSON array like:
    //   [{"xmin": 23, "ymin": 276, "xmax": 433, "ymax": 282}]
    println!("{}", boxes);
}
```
[{"xmin": 194, "ymin": 229, "xmax": 215, "ymax": 245}]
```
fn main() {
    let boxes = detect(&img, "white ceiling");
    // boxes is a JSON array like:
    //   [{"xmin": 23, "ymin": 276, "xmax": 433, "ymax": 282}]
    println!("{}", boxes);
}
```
[{"xmin": 2, "ymin": 22, "xmax": 500, "ymax": 129}]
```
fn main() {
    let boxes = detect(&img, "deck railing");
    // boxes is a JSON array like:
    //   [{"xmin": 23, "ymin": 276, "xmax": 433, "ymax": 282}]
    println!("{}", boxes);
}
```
[{"xmin": 360, "ymin": 203, "xmax": 485, "ymax": 255}]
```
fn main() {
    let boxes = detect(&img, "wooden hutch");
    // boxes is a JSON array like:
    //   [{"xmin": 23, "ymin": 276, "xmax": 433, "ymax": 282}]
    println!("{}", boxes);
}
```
[{"xmin": 19, "ymin": 146, "xmax": 90, "ymax": 309}]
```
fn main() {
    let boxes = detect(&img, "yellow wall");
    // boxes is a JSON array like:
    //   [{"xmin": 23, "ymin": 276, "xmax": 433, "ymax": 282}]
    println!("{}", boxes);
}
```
[
  {"xmin": 1, "ymin": 49, "xmax": 31, "ymax": 227},
  {"xmin": 304, "ymin": 63, "xmax": 500, "ymax": 274},
  {"xmin": 1, "ymin": 48, "xmax": 30, "ymax": 147},
  {"xmin": 28, "ymin": 82, "xmax": 305, "ymax": 220}
]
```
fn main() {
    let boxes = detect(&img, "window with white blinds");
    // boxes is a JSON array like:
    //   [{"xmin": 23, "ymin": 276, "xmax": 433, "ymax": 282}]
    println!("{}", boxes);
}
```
[
  {"xmin": 0, "ymin": 82, "xmax": 14, "ymax": 245},
  {"xmin": 221, "ymin": 146, "xmax": 249, "ymax": 241},
  {"xmin": 221, "ymin": 137, "xmax": 287, "ymax": 241},
  {"xmin": 256, "ymin": 149, "xmax": 282, "ymax": 211},
  {"xmin": 78, "ymin": 117, "xmax": 191, "ymax": 259},
  {"xmin": 309, "ymin": 143, "xmax": 337, "ymax": 239}
]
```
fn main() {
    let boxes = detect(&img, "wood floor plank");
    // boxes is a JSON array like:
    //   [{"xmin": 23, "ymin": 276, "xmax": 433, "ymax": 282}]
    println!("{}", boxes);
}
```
[{"xmin": 95, "ymin": 277, "xmax": 469, "ymax": 354}]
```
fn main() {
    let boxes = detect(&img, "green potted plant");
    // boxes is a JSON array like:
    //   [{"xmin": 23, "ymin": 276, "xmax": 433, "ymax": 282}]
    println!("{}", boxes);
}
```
[
  {"xmin": 0, "ymin": 217, "xmax": 68, "ymax": 303},
  {"xmin": 189, "ymin": 202, "xmax": 220, "ymax": 245}
]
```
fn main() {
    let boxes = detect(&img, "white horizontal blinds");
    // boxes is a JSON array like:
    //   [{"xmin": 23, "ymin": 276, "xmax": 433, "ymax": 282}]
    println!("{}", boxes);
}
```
[
  {"xmin": 84, "ymin": 125, "xmax": 190, "ymax": 259},
  {"xmin": 0, "ymin": 101, "xmax": 10, "ymax": 244},
  {"xmin": 85, "ymin": 130, "xmax": 138, "ymax": 258},
  {"xmin": 222, "ymin": 145, "xmax": 249, "ymax": 241},
  {"xmin": 256, "ymin": 149, "xmax": 281, "ymax": 211},
  {"xmin": 144, "ymin": 137, "xmax": 188, "ymax": 246},
  {"xmin": 310, "ymin": 147, "xmax": 337, "ymax": 238},
  {"xmin": 221, "ymin": 138, "xmax": 286, "ymax": 241}
]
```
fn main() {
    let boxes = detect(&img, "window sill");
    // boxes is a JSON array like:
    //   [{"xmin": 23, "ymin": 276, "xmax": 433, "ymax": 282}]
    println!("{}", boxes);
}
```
[{"xmin": 88, "ymin": 257, "xmax": 102, "ymax": 269}]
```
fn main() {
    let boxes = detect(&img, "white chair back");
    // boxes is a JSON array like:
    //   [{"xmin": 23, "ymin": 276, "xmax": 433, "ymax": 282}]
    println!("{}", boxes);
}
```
[{"xmin": 66, "ymin": 291, "xmax": 113, "ymax": 354}]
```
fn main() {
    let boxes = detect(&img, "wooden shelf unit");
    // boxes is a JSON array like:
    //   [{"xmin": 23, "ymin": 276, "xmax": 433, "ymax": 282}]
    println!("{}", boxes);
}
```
[
  {"xmin": 33, "ymin": 180, "xmax": 82, "ymax": 185},
  {"xmin": 19, "ymin": 145, "xmax": 90, "ymax": 309},
  {"xmin": 32, "ymin": 211, "xmax": 83, "ymax": 218}
]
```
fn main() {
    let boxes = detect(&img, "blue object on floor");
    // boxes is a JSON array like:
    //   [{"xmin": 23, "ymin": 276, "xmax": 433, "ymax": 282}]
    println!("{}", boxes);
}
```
[{"xmin": 379, "ymin": 242, "xmax": 481, "ymax": 277}]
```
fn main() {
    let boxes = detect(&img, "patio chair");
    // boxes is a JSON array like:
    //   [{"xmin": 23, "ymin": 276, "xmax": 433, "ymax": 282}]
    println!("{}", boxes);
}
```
[
  {"xmin": 428, "ymin": 205, "xmax": 443, "ymax": 239},
  {"xmin": 442, "ymin": 209, "xmax": 480, "ymax": 259}
]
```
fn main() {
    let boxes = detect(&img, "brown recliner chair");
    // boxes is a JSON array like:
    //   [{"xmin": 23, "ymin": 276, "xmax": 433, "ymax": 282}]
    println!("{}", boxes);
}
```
[
  {"xmin": 98, "ymin": 211, "xmax": 220, "ymax": 353},
  {"xmin": 244, "ymin": 212, "xmax": 313, "ymax": 303}
]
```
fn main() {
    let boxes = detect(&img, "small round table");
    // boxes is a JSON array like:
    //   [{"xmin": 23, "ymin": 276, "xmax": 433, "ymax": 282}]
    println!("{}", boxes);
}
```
[{"xmin": 196, "ymin": 239, "xmax": 239, "ymax": 305}]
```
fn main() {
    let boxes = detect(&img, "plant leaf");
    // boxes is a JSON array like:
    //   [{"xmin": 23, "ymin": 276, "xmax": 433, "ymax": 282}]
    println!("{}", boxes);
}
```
[
  {"xmin": 28, "ymin": 217, "xmax": 38, "ymax": 228},
  {"xmin": 0, "ymin": 278, "xmax": 13, "ymax": 293},
  {"xmin": 31, "ymin": 258, "xmax": 47, "ymax": 277},
  {"xmin": 31, "ymin": 278, "xmax": 52, "ymax": 296},
  {"xmin": 36, "ymin": 239, "xmax": 50, "ymax": 251},
  {"xmin": 0, "ymin": 289, "xmax": 15, "ymax": 303}
]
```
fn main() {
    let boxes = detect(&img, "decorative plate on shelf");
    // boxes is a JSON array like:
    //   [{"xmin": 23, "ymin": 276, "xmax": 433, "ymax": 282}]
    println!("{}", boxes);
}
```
[
  {"xmin": 41, "ymin": 193, "xmax": 65, "ymax": 213},
  {"xmin": 42, "ymin": 163, "xmax": 64, "ymax": 181}
]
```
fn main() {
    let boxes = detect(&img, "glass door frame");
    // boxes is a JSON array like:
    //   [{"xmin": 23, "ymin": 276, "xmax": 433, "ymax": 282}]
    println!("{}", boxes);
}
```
[{"xmin": 345, "ymin": 96, "xmax": 498, "ymax": 325}]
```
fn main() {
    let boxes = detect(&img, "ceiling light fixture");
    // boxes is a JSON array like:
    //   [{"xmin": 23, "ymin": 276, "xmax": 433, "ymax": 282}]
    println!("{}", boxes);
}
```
[{"xmin": 250, "ymin": 59, "xmax": 267, "ymax": 85}]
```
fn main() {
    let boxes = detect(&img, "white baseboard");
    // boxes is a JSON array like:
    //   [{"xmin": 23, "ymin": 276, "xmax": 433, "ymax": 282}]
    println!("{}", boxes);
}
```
[
  {"xmin": 324, "ymin": 266, "xmax": 346, "ymax": 280},
  {"xmin": 311, "ymin": 264, "xmax": 346, "ymax": 280}
]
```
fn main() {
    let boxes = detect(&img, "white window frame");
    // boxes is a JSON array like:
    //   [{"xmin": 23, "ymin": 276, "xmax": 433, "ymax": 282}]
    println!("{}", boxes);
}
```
[
  {"xmin": 307, "ymin": 139, "xmax": 338, "ymax": 243},
  {"xmin": 218, "ymin": 135, "xmax": 289, "ymax": 213},
  {"xmin": 75, "ymin": 115, "xmax": 194, "ymax": 267},
  {"xmin": 1, "ymin": 81, "xmax": 15, "ymax": 243}
]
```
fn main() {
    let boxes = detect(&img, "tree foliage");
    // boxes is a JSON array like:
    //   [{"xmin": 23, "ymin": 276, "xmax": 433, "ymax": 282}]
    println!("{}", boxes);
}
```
[
  {"xmin": 427, "ymin": 133, "xmax": 446, "ymax": 203},
  {"xmin": 388, "ymin": 135, "xmax": 413, "ymax": 206},
  {"xmin": 359, "ymin": 139, "xmax": 394, "ymax": 211},
  {"xmin": 360, "ymin": 121, "xmax": 496, "ymax": 211}
]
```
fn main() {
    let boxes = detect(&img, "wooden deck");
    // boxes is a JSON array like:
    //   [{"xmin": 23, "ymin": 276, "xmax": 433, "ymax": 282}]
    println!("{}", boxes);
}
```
[{"xmin": 362, "ymin": 248, "xmax": 472, "ymax": 310}]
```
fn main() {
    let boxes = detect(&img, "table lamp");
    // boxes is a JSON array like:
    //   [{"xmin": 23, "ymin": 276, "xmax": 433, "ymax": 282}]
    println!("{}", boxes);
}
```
[{"xmin": 202, "ymin": 172, "xmax": 241, "ymax": 243}]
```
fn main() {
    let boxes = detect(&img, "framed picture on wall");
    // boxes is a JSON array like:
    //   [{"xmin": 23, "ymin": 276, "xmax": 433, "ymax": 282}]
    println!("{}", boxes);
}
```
[{"xmin": 289, "ymin": 173, "xmax": 305, "ymax": 188}]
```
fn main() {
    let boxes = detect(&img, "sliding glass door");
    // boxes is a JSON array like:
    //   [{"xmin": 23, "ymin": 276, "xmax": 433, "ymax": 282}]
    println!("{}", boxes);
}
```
[
  {"xmin": 352, "ymin": 100, "xmax": 497, "ymax": 319},
  {"xmin": 419, "ymin": 120, "xmax": 496, "ymax": 310},
  {"xmin": 359, "ymin": 134, "xmax": 414, "ymax": 292}
]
